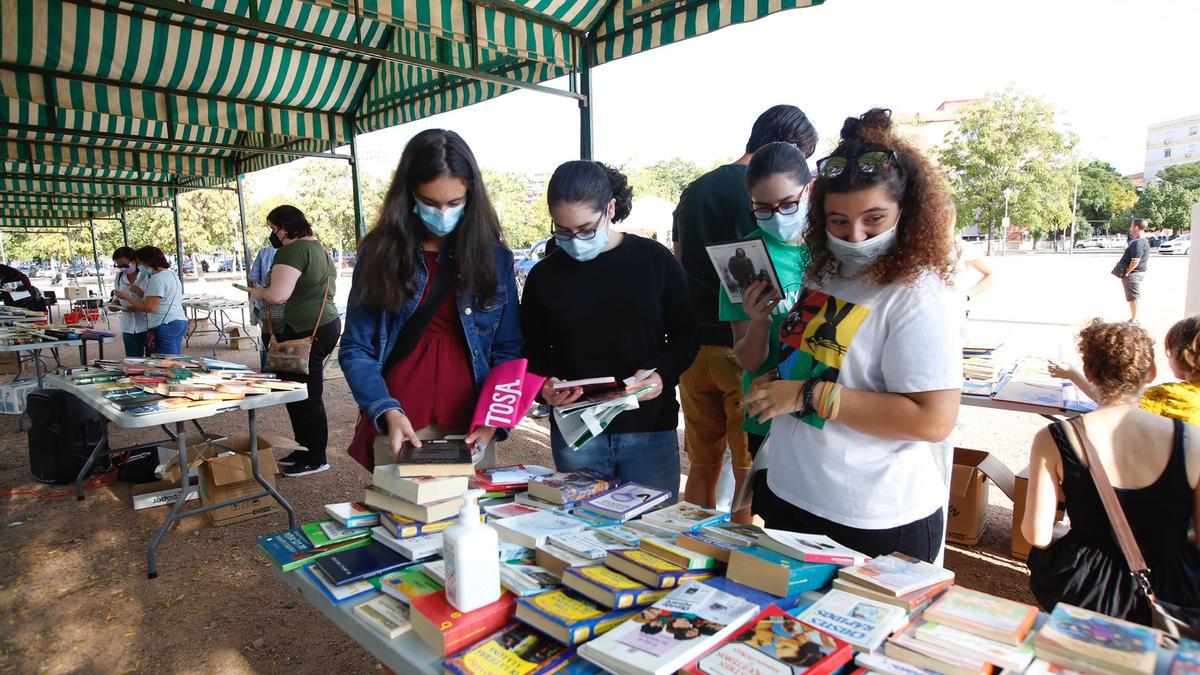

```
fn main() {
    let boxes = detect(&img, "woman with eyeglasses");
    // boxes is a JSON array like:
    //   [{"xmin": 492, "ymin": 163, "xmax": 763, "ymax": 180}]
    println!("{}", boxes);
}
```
[
  {"xmin": 340, "ymin": 129, "xmax": 522, "ymax": 472},
  {"xmin": 743, "ymin": 110, "xmax": 961, "ymax": 562},
  {"xmin": 719, "ymin": 142, "xmax": 812, "ymax": 523},
  {"xmin": 521, "ymin": 161, "xmax": 699, "ymax": 497}
]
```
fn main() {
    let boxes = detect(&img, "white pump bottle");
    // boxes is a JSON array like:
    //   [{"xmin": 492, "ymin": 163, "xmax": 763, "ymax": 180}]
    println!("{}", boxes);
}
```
[{"xmin": 443, "ymin": 488, "xmax": 500, "ymax": 612}]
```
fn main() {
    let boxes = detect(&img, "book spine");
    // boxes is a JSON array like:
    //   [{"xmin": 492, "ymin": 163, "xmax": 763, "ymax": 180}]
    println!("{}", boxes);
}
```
[{"xmin": 804, "ymin": 553, "xmax": 861, "ymax": 566}]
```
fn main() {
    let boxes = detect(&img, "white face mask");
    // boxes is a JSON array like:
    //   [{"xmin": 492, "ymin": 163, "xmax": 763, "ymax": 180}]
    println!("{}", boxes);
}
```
[
  {"xmin": 759, "ymin": 198, "xmax": 808, "ymax": 243},
  {"xmin": 826, "ymin": 224, "xmax": 899, "ymax": 277}
]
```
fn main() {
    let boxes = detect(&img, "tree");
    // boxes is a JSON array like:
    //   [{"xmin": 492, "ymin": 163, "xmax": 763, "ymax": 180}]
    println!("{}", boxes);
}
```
[
  {"xmin": 627, "ymin": 158, "xmax": 704, "ymax": 203},
  {"xmin": 1076, "ymin": 160, "xmax": 1139, "ymax": 233},
  {"xmin": 484, "ymin": 170, "xmax": 549, "ymax": 249},
  {"xmin": 1133, "ymin": 180, "xmax": 1199, "ymax": 232},
  {"xmin": 1157, "ymin": 160, "xmax": 1200, "ymax": 191},
  {"xmin": 938, "ymin": 87, "xmax": 1076, "ymax": 252}
]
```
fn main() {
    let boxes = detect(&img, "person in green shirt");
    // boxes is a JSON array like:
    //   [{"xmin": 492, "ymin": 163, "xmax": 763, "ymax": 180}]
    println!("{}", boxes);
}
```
[{"xmin": 720, "ymin": 142, "xmax": 812, "ymax": 474}]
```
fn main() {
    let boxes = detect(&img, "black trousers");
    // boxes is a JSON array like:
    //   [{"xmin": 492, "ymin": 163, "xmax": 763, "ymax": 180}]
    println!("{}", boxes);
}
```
[
  {"xmin": 273, "ymin": 318, "xmax": 341, "ymax": 464},
  {"xmin": 755, "ymin": 476, "xmax": 944, "ymax": 563}
]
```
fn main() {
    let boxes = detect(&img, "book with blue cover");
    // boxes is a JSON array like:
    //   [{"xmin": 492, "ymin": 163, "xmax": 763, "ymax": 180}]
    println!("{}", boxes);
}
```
[
  {"xmin": 314, "ymin": 540, "xmax": 414, "ymax": 586},
  {"xmin": 727, "ymin": 546, "xmax": 838, "ymax": 597},
  {"xmin": 302, "ymin": 563, "xmax": 378, "ymax": 605},
  {"xmin": 701, "ymin": 576, "xmax": 815, "ymax": 617},
  {"xmin": 578, "ymin": 482, "xmax": 671, "ymax": 521},
  {"xmin": 514, "ymin": 589, "xmax": 641, "ymax": 646},
  {"xmin": 257, "ymin": 527, "xmax": 371, "ymax": 572}
]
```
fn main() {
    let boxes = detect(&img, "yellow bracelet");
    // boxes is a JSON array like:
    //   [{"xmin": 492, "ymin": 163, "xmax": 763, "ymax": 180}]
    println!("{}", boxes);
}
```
[{"xmin": 826, "ymin": 383, "xmax": 843, "ymax": 421}]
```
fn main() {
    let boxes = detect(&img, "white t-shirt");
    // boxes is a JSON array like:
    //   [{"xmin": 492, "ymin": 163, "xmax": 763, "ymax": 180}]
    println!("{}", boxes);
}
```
[
  {"xmin": 142, "ymin": 270, "xmax": 187, "ymax": 328},
  {"xmin": 114, "ymin": 270, "xmax": 149, "ymax": 334},
  {"xmin": 765, "ymin": 271, "xmax": 963, "ymax": 529}
]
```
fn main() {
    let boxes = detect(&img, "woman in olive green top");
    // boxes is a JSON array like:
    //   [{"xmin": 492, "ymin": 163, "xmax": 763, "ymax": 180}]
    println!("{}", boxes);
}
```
[{"xmin": 250, "ymin": 205, "xmax": 341, "ymax": 477}]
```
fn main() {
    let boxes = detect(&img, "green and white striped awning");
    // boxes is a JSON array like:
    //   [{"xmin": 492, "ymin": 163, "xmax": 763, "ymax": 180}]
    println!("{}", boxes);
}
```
[{"xmin": 0, "ymin": 0, "xmax": 822, "ymax": 227}]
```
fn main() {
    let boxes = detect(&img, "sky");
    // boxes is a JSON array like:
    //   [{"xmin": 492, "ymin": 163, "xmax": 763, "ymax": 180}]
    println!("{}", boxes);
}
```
[{"xmin": 250, "ymin": 0, "xmax": 1200, "ymax": 195}]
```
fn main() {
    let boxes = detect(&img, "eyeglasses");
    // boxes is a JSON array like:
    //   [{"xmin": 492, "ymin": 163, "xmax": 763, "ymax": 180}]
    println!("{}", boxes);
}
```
[
  {"xmin": 551, "ymin": 213, "xmax": 606, "ymax": 241},
  {"xmin": 816, "ymin": 150, "xmax": 896, "ymax": 179},
  {"xmin": 751, "ymin": 191, "xmax": 807, "ymax": 221}
]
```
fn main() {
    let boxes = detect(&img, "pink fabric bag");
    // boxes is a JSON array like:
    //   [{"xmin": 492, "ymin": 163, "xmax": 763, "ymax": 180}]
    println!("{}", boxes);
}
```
[{"xmin": 470, "ymin": 358, "xmax": 546, "ymax": 433}]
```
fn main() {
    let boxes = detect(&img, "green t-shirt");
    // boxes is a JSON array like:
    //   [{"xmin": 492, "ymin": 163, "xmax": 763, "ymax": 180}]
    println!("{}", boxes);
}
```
[
  {"xmin": 718, "ymin": 229, "xmax": 808, "ymax": 435},
  {"xmin": 270, "ymin": 239, "xmax": 339, "ymax": 334}
]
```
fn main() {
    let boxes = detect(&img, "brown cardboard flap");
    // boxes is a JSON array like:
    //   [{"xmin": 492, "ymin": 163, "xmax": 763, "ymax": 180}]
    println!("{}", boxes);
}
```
[
  {"xmin": 951, "ymin": 447, "xmax": 1017, "ymax": 501},
  {"xmin": 202, "ymin": 435, "xmax": 280, "ymax": 486}
]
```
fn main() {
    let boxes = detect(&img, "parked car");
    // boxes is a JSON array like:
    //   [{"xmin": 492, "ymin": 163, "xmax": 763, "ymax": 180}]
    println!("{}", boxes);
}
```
[
  {"xmin": 1159, "ymin": 234, "xmax": 1192, "ymax": 256},
  {"xmin": 217, "ymin": 258, "xmax": 234, "ymax": 272},
  {"xmin": 1075, "ymin": 237, "xmax": 1108, "ymax": 249},
  {"xmin": 514, "ymin": 238, "xmax": 551, "ymax": 294}
]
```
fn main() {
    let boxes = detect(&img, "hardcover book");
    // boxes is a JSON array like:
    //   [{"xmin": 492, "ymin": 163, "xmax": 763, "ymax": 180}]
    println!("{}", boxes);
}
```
[
  {"xmin": 527, "ymin": 469, "xmax": 619, "ymax": 505},
  {"xmin": 1034, "ymin": 603, "xmax": 1159, "ymax": 675},
  {"xmin": 682, "ymin": 606, "xmax": 853, "ymax": 675},
  {"xmin": 923, "ymin": 586, "xmax": 1038, "ymax": 646},
  {"xmin": 549, "ymin": 528, "xmax": 633, "ymax": 560},
  {"xmin": 562, "ymin": 564, "xmax": 671, "ymax": 610},
  {"xmin": 797, "ymin": 589, "xmax": 907, "ymax": 652},
  {"xmin": 577, "ymin": 581, "xmax": 761, "ymax": 675},
  {"xmin": 380, "ymin": 567, "xmax": 443, "ymax": 603},
  {"xmin": 257, "ymin": 527, "xmax": 371, "ymax": 572},
  {"xmin": 302, "ymin": 564, "xmax": 378, "ymax": 606},
  {"xmin": 514, "ymin": 589, "xmax": 640, "ymax": 646},
  {"xmin": 830, "ymin": 576, "xmax": 953, "ymax": 614},
  {"xmin": 324, "ymin": 502, "xmax": 380, "ymax": 528},
  {"xmin": 410, "ymin": 590, "xmax": 517, "ymax": 657},
  {"xmin": 372, "ymin": 466, "xmax": 469, "ymax": 504},
  {"xmin": 675, "ymin": 531, "xmax": 743, "ymax": 564},
  {"xmin": 370, "ymin": 527, "xmax": 443, "ymax": 561},
  {"xmin": 353, "ymin": 594, "xmax": 413, "ymax": 639},
  {"xmin": 640, "ymin": 538, "xmax": 720, "ymax": 570},
  {"xmin": 472, "ymin": 464, "xmax": 554, "ymax": 492},
  {"xmin": 313, "ymin": 541, "xmax": 413, "ymax": 586},
  {"xmin": 836, "ymin": 552, "xmax": 954, "ymax": 597},
  {"xmin": 640, "ymin": 501, "xmax": 730, "ymax": 533},
  {"xmin": 393, "ymin": 439, "xmax": 476, "ymax": 477},
  {"xmin": 491, "ymin": 511, "xmax": 590, "ymax": 548},
  {"xmin": 444, "ymin": 623, "xmax": 576, "ymax": 675},
  {"xmin": 727, "ymin": 546, "xmax": 838, "ymax": 598},
  {"xmin": 757, "ymin": 530, "xmax": 870, "ymax": 567},
  {"xmin": 578, "ymin": 482, "xmax": 672, "ymax": 521},
  {"xmin": 604, "ymin": 549, "xmax": 717, "ymax": 590},
  {"xmin": 363, "ymin": 486, "xmax": 463, "ymax": 523}
]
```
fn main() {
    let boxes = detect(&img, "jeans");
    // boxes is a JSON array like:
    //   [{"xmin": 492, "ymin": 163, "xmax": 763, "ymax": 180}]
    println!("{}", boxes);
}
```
[
  {"xmin": 149, "ymin": 319, "xmax": 188, "ymax": 356},
  {"xmin": 757, "ymin": 479, "xmax": 944, "ymax": 563},
  {"xmin": 550, "ymin": 425, "xmax": 681, "ymax": 501},
  {"xmin": 274, "ymin": 318, "xmax": 341, "ymax": 464},
  {"xmin": 122, "ymin": 331, "xmax": 148, "ymax": 358}
]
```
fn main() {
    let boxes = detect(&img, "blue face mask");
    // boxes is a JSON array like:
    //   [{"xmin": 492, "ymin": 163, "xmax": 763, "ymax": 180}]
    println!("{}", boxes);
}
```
[
  {"xmin": 758, "ymin": 198, "xmax": 808, "ymax": 243},
  {"xmin": 413, "ymin": 201, "xmax": 465, "ymax": 237},
  {"xmin": 138, "ymin": 265, "xmax": 152, "ymax": 275},
  {"xmin": 560, "ymin": 221, "xmax": 610, "ymax": 262}
]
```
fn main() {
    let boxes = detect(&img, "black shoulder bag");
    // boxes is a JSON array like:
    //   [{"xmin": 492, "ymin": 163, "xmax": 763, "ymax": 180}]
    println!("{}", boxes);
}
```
[{"xmin": 382, "ymin": 259, "xmax": 459, "ymax": 376}]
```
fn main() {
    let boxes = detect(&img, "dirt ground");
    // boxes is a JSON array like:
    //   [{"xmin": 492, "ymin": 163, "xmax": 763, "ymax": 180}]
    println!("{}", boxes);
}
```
[{"xmin": 0, "ymin": 251, "xmax": 1188, "ymax": 673}]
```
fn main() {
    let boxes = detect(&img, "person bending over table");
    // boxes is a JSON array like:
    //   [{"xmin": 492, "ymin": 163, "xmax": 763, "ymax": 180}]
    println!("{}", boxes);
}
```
[
  {"xmin": 1022, "ymin": 319, "xmax": 1200, "ymax": 625},
  {"xmin": 520, "ymin": 160, "xmax": 699, "ymax": 498},
  {"xmin": 249, "ymin": 205, "xmax": 341, "ymax": 478},
  {"xmin": 110, "ymin": 246, "xmax": 149, "ymax": 357},
  {"xmin": 743, "ymin": 109, "xmax": 961, "ymax": 562},
  {"xmin": 114, "ymin": 246, "xmax": 188, "ymax": 356},
  {"xmin": 339, "ymin": 129, "xmax": 522, "ymax": 472}
]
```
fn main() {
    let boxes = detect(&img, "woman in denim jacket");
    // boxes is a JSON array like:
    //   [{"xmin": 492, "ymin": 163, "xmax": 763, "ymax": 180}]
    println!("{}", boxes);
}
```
[{"xmin": 340, "ymin": 129, "xmax": 522, "ymax": 471}]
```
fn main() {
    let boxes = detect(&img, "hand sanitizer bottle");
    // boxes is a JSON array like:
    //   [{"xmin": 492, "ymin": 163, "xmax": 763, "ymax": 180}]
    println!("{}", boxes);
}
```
[{"xmin": 443, "ymin": 488, "xmax": 500, "ymax": 612}]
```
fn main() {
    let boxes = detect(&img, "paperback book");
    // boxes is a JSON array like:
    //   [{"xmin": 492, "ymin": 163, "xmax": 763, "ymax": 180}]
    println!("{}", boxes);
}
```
[
  {"xmin": 353, "ymin": 594, "xmax": 413, "ymax": 639},
  {"xmin": 324, "ymin": 502, "xmax": 380, "ymax": 528},
  {"xmin": 883, "ymin": 632, "xmax": 995, "ymax": 675},
  {"xmin": 1171, "ymin": 639, "xmax": 1200, "ymax": 675},
  {"xmin": 444, "ymin": 623, "xmax": 576, "ymax": 675},
  {"xmin": 726, "ymin": 546, "xmax": 838, "ymax": 598},
  {"xmin": 313, "ymin": 541, "xmax": 413, "ymax": 586},
  {"xmin": 640, "ymin": 502, "xmax": 730, "ymax": 533},
  {"xmin": 682, "ymin": 605, "xmax": 852, "ymax": 675},
  {"xmin": 577, "ymin": 482, "xmax": 672, "ymax": 522},
  {"xmin": 549, "ymin": 528, "xmax": 634, "ymax": 560},
  {"xmin": 913, "ymin": 620, "xmax": 1036, "ymax": 671},
  {"xmin": 675, "ymin": 531, "xmax": 743, "ymax": 564},
  {"xmin": 363, "ymin": 486, "xmax": 463, "ymax": 523},
  {"xmin": 701, "ymin": 523, "xmax": 765, "ymax": 548},
  {"xmin": 257, "ymin": 527, "xmax": 370, "ymax": 572},
  {"xmin": 372, "ymin": 465, "xmax": 469, "ymax": 504},
  {"xmin": 605, "ymin": 549, "xmax": 717, "ymax": 590},
  {"xmin": 562, "ymin": 564, "xmax": 671, "ymax": 610},
  {"xmin": 514, "ymin": 589, "xmax": 641, "ymax": 647},
  {"xmin": 380, "ymin": 511, "xmax": 475, "ymax": 540},
  {"xmin": 700, "ymin": 577, "xmax": 815, "ymax": 619},
  {"xmin": 302, "ymin": 564, "xmax": 377, "ymax": 605},
  {"xmin": 370, "ymin": 527, "xmax": 443, "ymax": 561},
  {"xmin": 797, "ymin": 589, "xmax": 907, "ymax": 652},
  {"xmin": 577, "ymin": 581, "xmax": 761, "ymax": 675},
  {"xmin": 485, "ymin": 502, "xmax": 541, "ymax": 519},
  {"xmin": 301, "ymin": 520, "xmax": 372, "ymax": 548},
  {"xmin": 837, "ymin": 552, "xmax": 954, "ymax": 597},
  {"xmin": 830, "ymin": 576, "xmax": 953, "ymax": 614},
  {"xmin": 923, "ymin": 586, "xmax": 1038, "ymax": 646},
  {"xmin": 527, "ymin": 469, "xmax": 619, "ymax": 505},
  {"xmin": 1034, "ymin": 603, "xmax": 1159, "ymax": 675},
  {"xmin": 757, "ymin": 530, "xmax": 870, "ymax": 566},
  {"xmin": 629, "ymin": 519, "xmax": 680, "ymax": 540},
  {"xmin": 639, "ymin": 537, "xmax": 720, "ymax": 570},
  {"xmin": 393, "ymin": 439, "xmax": 476, "ymax": 477},
  {"xmin": 595, "ymin": 524, "xmax": 646, "ymax": 547},
  {"xmin": 472, "ymin": 464, "xmax": 554, "ymax": 492},
  {"xmin": 535, "ymin": 542, "xmax": 604, "ymax": 578},
  {"xmin": 380, "ymin": 567, "xmax": 443, "ymax": 603},
  {"xmin": 491, "ymin": 511, "xmax": 590, "ymax": 548},
  {"xmin": 500, "ymin": 563, "xmax": 561, "ymax": 597}
]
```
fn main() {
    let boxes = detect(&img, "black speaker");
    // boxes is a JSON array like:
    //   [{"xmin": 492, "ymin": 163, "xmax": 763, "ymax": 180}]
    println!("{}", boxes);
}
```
[{"xmin": 26, "ymin": 389, "xmax": 107, "ymax": 484}]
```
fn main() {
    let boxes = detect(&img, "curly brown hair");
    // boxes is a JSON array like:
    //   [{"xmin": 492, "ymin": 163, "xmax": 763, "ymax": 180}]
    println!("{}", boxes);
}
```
[
  {"xmin": 803, "ymin": 109, "xmax": 956, "ymax": 286},
  {"xmin": 1165, "ymin": 315, "xmax": 1200, "ymax": 379},
  {"xmin": 1077, "ymin": 318, "xmax": 1155, "ymax": 404}
]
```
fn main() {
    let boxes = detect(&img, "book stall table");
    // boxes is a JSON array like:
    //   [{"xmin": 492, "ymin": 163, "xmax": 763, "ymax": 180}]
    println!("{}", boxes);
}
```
[
  {"xmin": 183, "ymin": 298, "xmax": 256, "ymax": 355},
  {"xmin": 1, "ymin": 335, "xmax": 113, "ymax": 388},
  {"xmin": 273, "ymin": 565, "xmax": 443, "ymax": 674},
  {"xmin": 44, "ymin": 373, "xmax": 305, "ymax": 578}
]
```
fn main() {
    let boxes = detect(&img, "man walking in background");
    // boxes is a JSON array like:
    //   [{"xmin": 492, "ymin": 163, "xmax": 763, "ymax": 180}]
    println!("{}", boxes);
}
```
[
  {"xmin": 672, "ymin": 105, "xmax": 816, "ymax": 523},
  {"xmin": 1114, "ymin": 218, "xmax": 1150, "ymax": 323}
]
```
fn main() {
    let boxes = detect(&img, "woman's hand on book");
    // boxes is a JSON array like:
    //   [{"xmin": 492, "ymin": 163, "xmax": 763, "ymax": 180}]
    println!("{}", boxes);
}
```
[
  {"xmin": 542, "ymin": 378, "xmax": 583, "ymax": 407},
  {"xmin": 743, "ymin": 280, "xmax": 780, "ymax": 324},
  {"xmin": 383, "ymin": 409, "xmax": 421, "ymax": 461},
  {"xmin": 627, "ymin": 369, "xmax": 663, "ymax": 402},
  {"xmin": 743, "ymin": 378, "xmax": 804, "ymax": 421},
  {"xmin": 465, "ymin": 425, "xmax": 497, "ymax": 447}
]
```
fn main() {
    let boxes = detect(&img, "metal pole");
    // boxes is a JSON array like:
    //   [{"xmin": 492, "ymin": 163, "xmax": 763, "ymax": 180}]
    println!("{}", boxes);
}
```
[
  {"xmin": 1069, "ymin": 165, "xmax": 1079, "ymax": 256},
  {"xmin": 89, "ymin": 220, "xmax": 105, "ymax": 298},
  {"xmin": 348, "ymin": 132, "xmax": 367, "ymax": 242},
  {"xmin": 172, "ymin": 191, "xmax": 185, "ymax": 290},
  {"xmin": 119, "ymin": 200, "xmax": 129, "ymax": 248},
  {"xmin": 237, "ymin": 175, "xmax": 252, "ymax": 283},
  {"xmin": 579, "ymin": 42, "xmax": 594, "ymax": 160}
]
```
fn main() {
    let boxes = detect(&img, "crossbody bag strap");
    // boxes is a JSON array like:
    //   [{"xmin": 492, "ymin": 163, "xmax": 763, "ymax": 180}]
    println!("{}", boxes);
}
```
[
  {"xmin": 381, "ymin": 259, "xmax": 458, "ymax": 376},
  {"xmin": 1063, "ymin": 417, "xmax": 1153, "ymax": 586},
  {"xmin": 309, "ymin": 277, "xmax": 331, "ymax": 341}
]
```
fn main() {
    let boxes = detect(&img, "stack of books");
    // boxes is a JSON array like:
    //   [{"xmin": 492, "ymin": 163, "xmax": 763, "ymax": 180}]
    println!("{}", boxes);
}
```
[
  {"xmin": 832, "ymin": 552, "xmax": 956, "ymax": 614},
  {"xmin": 962, "ymin": 341, "xmax": 1006, "ymax": 396},
  {"xmin": 1033, "ymin": 603, "xmax": 1160, "ymax": 675}
]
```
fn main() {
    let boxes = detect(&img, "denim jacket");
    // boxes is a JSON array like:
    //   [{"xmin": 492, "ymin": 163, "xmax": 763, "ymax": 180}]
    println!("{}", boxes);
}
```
[{"xmin": 340, "ymin": 243, "xmax": 523, "ymax": 432}]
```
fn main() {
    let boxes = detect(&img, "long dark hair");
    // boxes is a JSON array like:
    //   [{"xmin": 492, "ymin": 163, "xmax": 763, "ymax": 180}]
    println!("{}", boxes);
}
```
[
  {"xmin": 546, "ymin": 161, "xmax": 633, "ymax": 222},
  {"xmin": 803, "ymin": 108, "xmax": 954, "ymax": 286},
  {"xmin": 134, "ymin": 246, "xmax": 170, "ymax": 270},
  {"xmin": 355, "ymin": 129, "xmax": 501, "ymax": 310}
]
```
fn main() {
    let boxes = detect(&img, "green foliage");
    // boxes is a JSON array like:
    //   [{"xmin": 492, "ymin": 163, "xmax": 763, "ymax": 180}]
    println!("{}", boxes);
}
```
[
  {"xmin": 627, "ymin": 158, "xmax": 705, "ymax": 203},
  {"xmin": 1157, "ymin": 160, "xmax": 1200, "ymax": 190},
  {"xmin": 1133, "ymin": 180, "xmax": 1199, "ymax": 232},
  {"xmin": 938, "ymin": 86, "xmax": 1077, "ymax": 241},
  {"xmin": 484, "ymin": 169, "xmax": 550, "ymax": 250},
  {"xmin": 1076, "ymin": 160, "xmax": 1138, "ymax": 231}
]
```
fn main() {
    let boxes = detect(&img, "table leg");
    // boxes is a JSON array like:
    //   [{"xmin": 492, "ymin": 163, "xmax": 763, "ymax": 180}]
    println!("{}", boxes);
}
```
[
  {"xmin": 247, "ymin": 409, "xmax": 296, "ymax": 528},
  {"xmin": 77, "ymin": 343, "xmax": 87, "ymax": 366},
  {"xmin": 97, "ymin": 339, "xmax": 105, "ymax": 360},
  {"xmin": 148, "ymin": 420, "xmax": 190, "ymax": 579},
  {"xmin": 76, "ymin": 431, "xmax": 110, "ymax": 500},
  {"xmin": 33, "ymin": 347, "xmax": 44, "ymax": 389}
]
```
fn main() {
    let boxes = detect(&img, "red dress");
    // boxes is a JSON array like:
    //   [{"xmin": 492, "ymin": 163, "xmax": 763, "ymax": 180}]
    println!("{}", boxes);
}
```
[{"xmin": 347, "ymin": 252, "xmax": 475, "ymax": 471}]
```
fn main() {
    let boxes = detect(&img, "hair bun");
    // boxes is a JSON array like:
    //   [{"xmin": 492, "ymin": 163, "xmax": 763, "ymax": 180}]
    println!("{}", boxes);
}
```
[{"xmin": 840, "ymin": 108, "xmax": 893, "ymax": 141}]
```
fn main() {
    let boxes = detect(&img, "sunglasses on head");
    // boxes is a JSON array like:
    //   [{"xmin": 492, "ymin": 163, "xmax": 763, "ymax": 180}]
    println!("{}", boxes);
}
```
[{"xmin": 815, "ymin": 150, "xmax": 897, "ymax": 179}]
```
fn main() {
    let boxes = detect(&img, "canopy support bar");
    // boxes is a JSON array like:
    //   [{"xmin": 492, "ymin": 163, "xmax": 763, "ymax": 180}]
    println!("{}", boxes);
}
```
[
  {"xmin": 89, "ymin": 220, "xmax": 105, "ymax": 299},
  {"xmin": 237, "ymin": 175, "xmax": 252, "ymax": 285},
  {"xmin": 579, "ymin": 44, "xmax": 594, "ymax": 160},
  {"xmin": 172, "ymin": 192, "xmax": 185, "ymax": 290},
  {"xmin": 349, "ymin": 134, "xmax": 366, "ymax": 243},
  {"xmin": 119, "ymin": 201, "xmax": 128, "ymax": 248}
]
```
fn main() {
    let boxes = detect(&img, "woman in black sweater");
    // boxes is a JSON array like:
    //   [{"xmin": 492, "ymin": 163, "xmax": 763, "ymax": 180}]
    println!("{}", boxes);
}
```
[{"xmin": 521, "ymin": 161, "xmax": 699, "ymax": 497}]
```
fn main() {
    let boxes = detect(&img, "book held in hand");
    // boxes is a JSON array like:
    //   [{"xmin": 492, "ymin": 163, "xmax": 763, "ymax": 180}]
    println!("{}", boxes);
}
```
[
  {"xmin": 922, "ymin": 585, "xmax": 1038, "ymax": 646},
  {"xmin": 577, "ymin": 580, "xmax": 761, "ymax": 675},
  {"xmin": 553, "ymin": 376, "xmax": 619, "ymax": 394},
  {"xmin": 797, "ymin": 589, "xmax": 907, "ymax": 652},
  {"xmin": 757, "ymin": 530, "xmax": 870, "ymax": 566},
  {"xmin": 682, "ymin": 605, "xmax": 852, "ymax": 675},
  {"xmin": 444, "ymin": 623, "xmax": 576, "ymax": 675},
  {"xmin": 705, "ymin": 237, "xmax": 784, "ymax": 306},
  {"xmin": 392, "ymin": 439, "xmax": 477, "ymax": 477}
]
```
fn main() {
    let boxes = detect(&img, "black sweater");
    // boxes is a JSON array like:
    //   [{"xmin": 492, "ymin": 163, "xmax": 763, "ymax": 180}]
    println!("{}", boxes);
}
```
[{"xmin": 521, "ymin": 234, "xmax": 700, "ymax": 434}]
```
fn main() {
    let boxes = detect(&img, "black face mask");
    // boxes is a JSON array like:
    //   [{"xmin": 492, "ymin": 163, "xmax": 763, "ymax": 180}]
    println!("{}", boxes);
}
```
[{"xmin": 268, "ymin": 232, "xmax": 283, "ymax": 249}]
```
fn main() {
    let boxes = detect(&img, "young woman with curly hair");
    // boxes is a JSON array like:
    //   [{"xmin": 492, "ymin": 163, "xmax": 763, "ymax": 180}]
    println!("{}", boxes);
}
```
[
  {"xmin": 742, "ymin": 109, "xmax": 961, "ymax": 561},
  {"xmin": 1022, "ymin": 319, "xmax": 1200, "ymax": 625}
]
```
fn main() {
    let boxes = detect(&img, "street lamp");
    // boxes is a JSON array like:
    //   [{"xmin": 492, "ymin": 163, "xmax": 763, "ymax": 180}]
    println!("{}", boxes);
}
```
[{"xmin": 1002, "ymin": 188, "xmax": 1012, "ymax": 256}]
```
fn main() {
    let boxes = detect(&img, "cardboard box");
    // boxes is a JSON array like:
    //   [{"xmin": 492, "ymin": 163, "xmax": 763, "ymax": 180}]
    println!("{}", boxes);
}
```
[
  {"xmin": 198, "ymin": 435, "xmax": 293, "ymax": 526},
  {"xmin": 947, "ymin": 448, "xmax": 1016, "ymax": 546},
  {"xmin": 130, "ymin": 477, "xmax": 199, "ymax": 511},
  {"xmin": 0, "ymin": 351, "xmax": 19, "ymax": 376},
  {"xmin": 225, "ymin": 326, "xmax": 253, "ymax": 351}
]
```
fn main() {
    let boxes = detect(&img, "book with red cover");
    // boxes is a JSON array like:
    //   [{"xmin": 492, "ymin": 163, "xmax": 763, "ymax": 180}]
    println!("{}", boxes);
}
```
[
  {"xmin": 683, "ymin": 606, "xmax": 853, "ymax": 675},
  {"xmin": 410, "ymin": 589, "xmax": 517, "ymax": 656}
]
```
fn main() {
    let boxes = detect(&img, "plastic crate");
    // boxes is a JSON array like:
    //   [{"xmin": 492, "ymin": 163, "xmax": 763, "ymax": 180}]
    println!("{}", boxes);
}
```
[{"xmin": 0, "ymin": 380, "xmax": 40, "ymax": 415}]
